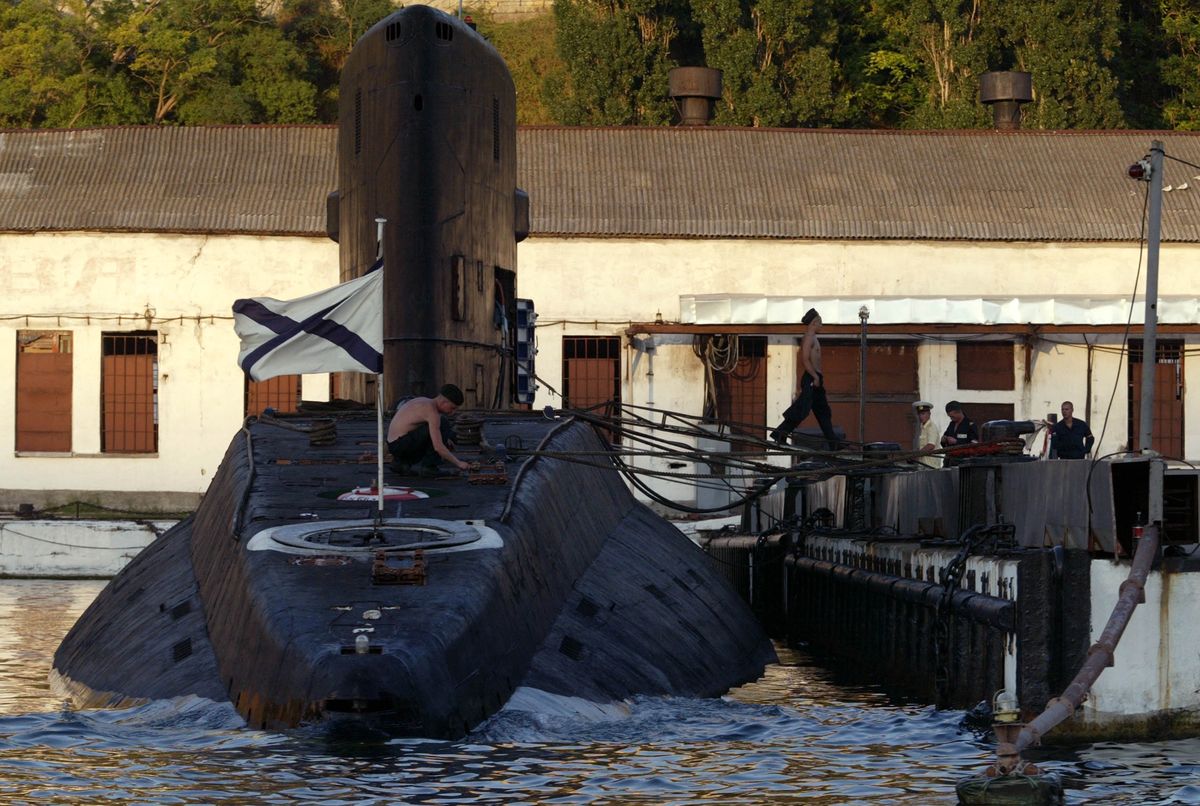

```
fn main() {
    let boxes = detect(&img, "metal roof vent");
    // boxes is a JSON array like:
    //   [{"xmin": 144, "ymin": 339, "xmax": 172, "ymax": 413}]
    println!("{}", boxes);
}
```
[
  {"xmin": 980, "ymin": 71, "xmax": 1033, "ymax": 130},
  {"xmin": 668, "ymin": 67, "xmax": 722, "ymax": 126}
]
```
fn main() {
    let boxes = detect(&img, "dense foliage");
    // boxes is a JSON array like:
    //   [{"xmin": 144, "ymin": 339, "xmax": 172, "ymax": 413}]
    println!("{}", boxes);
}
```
[
  {"xmin": 0, "ymin": 0, "xmax": 394, "ymax": 126},
  {"xmin": 545, "ymin": 0, "xmax": 1192, "ymax": 129},
  {"xmin": 0, "ymin": 0, "xmax": 1196, "ymax": 129}
]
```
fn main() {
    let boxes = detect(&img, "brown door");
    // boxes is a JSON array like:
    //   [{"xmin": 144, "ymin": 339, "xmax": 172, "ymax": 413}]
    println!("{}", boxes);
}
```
[
  {"xmin": 1129, "ymin": 340, "xmax": 1184, "ymax": 457},
  {"xmin": 16, "ymin": 331, "xmax": 72, "ymax": 452},
  {"xmin": 818, "ymin": 341, "xmax": 919, "ymax": 444}
]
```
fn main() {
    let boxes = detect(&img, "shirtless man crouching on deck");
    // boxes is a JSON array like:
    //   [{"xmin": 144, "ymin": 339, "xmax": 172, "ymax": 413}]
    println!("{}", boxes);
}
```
[{"xmin": 386, "ymin": 384, "xmax": 473, "ymax": 475}]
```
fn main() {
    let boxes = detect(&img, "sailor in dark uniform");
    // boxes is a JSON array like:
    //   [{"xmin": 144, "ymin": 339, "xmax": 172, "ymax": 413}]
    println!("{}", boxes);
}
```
[
  {"xmin": 1050, "ymin": 400, "xmax": 1095, "ymax": 459},
  {"xmin": 940, "ymin": 400, "xmax": 978, "ymax": 466}
]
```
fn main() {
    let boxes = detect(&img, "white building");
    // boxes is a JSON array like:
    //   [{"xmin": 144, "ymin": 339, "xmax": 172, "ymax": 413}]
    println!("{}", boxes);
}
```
[{"xmin": 3, "ymin": 126, "xmax": 1200, "ymax": 511}]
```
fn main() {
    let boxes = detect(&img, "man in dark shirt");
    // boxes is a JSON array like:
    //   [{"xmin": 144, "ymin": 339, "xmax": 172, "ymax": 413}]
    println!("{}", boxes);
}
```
[
  {"xmin": 1051, "ymin": 400, "xmax": 1095, "ymax": 460},
  {"xmin": 940, "ymin": 401, "xmax": 978, "ymax": 466}
]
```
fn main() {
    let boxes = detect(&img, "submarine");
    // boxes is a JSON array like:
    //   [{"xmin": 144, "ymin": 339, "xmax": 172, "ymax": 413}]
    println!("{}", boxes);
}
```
[{"xmin": 50, "ymin": 5, "xmax": 775, "ymax": 737}]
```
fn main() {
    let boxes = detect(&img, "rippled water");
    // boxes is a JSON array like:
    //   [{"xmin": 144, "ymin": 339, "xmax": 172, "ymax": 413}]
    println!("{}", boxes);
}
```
[{"xmin": 1, "ymin": 579, "xmax": 1197, "ymax": 804}]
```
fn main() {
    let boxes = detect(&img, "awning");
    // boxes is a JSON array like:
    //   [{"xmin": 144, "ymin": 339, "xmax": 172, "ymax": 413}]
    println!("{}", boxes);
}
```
[{"xmin": 678, "ymin": 295, "xmax": 1200, "ymax": 326}]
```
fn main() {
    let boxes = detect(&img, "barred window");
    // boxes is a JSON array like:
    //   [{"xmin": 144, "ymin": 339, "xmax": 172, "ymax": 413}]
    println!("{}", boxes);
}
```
[
  {"xmin": 563, "ymin": 336, "xmax": 621, "ymax": 411},
  {"xmin": 563, "ymin": 336, "xmax": 621, "ymax": 442},
  {"xmin": 713, "ymin": 336, "xmax": 767, "ymax": 452},
  {"xmin": 101, "ymin": 331, "xmax": 158, "ymax": 453},
  {"xmin": 246, "ymin": 375, "xmax": 302, "ymax": 416}
]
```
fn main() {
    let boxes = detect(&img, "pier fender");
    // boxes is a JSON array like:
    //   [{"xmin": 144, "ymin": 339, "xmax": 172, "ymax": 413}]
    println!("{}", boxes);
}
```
[{"xmin": 954, "ymin": 773, "xmax": 1063, "ymax": 805}]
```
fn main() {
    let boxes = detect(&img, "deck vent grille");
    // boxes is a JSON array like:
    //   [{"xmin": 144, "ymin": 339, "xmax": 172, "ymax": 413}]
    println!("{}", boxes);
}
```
[{"xmin": 172, "ymin": 638, "xmax": 193, "ymax": 663}]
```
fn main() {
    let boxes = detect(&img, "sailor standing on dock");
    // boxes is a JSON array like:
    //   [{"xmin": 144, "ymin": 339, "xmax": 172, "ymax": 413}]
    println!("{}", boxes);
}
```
[
  {"xmin": 386, "ymin": 384, "xmax": 473, "ymax": 475},
  {"xmin": 913, "ymin": 400, "xmax": 942, "ymax": 468},
  {"xmin": 1050, "ymin": 401, "xmax": 1095, "ymax": 459}
]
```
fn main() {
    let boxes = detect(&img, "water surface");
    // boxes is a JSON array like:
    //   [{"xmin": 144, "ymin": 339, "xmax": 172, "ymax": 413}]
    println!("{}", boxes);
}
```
[{"xmin": 0, "ymin": 579, "xmax": 1195, "ymax": 804}]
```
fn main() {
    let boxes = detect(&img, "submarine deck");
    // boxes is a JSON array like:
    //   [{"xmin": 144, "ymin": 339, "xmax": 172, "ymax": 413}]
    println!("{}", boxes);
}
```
[{"xmin": 237, "ymin": 408, "xmax": 555, "ymax": 535}]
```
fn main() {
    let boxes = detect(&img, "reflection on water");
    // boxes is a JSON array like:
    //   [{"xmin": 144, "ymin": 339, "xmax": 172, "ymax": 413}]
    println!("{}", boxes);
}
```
[{"xmin": 0, "ymin": 579, "xmax": 1196, "ymax": 804}]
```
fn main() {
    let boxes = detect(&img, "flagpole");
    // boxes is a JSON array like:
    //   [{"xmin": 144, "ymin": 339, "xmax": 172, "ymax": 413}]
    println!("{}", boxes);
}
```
[{"xmin": 375, "ymin": 217, "xmax": 387, "ymax": 528}]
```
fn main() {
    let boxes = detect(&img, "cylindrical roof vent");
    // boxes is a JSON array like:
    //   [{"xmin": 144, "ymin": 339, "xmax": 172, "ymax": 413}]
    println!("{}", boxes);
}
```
[
  {"xmin": 669, "ymin": 67, "xmax": 722, "ymax": 126},
  {"xmin": 980, "ymin": 71, "xmax": 1033, "ymax": 130}
]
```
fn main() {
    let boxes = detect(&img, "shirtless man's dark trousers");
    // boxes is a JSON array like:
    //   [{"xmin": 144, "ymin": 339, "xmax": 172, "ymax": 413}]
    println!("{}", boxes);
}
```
[
  {"xmin": 771, "ymin": 371, "xmax": 839, "ymax": 450},
  {"xmin": 388, "ymin": 417, "xmax": 455, "ymax": 476}
]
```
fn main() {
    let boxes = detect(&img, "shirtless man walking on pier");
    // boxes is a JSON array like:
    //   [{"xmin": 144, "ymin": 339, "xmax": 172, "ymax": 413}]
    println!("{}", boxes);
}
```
[{"xmin": 770, "ymin": 307, "xmax": 840, "ymax": 450}]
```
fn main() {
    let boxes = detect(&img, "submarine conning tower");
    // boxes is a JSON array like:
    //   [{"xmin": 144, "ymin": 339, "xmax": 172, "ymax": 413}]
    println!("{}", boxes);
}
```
[{"xmin": 328, "ymin": 5, "xmax": 530, "ymax": 407}]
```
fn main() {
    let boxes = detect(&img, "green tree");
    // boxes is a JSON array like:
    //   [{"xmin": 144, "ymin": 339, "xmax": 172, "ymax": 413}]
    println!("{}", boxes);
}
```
[
  {"xmin": 1113, "ymin": 0, "xmax": 1166, "ymax": 128},
  {"xmin": 1004, "ymin": 0, "xmax": 1126, "ymax": 128},
  {"xmin": 476, "ymin": 9, "xmax": 566, "ymax": 125},
  {"xmin": 176, "ymin": 25, "xmax": 318, "ymax": 123},
  {"xmin": 278, "ymin": 0, "xmax": 396, "ymax": 121},
  {"xmin": 107, "ymin": 0, "xmax": 254, "ymax": 123},
  {"xmin": 863, "ymin": 0, "xmax": 997, "ymax": 128},
  {"xmin": 549, "ymin": 0, "xmax": 683, "ymax": 125},
  {"xmin": 1159, "ymin": 0, "xmax": 1200, "ymax": 129},
  {"xmin": 1, "ymin": 0, "xmax": 99, "ymax": 126},
  {"xmin": 692, "ymin": 0, "xmax": 854, "ymax": 127}
]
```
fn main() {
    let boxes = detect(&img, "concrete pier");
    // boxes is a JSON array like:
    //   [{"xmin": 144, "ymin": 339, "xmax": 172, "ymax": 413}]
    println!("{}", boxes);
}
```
[
  {"xmin": 0, "ymin": 519, "xmax": 171, "ymax": 578},
  {"xmin": 702, "ymin": 456, "xmax": 1200, "ymax": 742}
]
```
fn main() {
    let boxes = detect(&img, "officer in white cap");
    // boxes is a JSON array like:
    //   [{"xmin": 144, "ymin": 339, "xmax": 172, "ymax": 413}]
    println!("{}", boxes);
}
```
[{"xmin": 913, "ymin": 400, "xmax": 941, "ymax": 468}]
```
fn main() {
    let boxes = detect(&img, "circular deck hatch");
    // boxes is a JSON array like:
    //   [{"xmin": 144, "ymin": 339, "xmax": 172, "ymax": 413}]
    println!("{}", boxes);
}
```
[{"xmin": 248, "ymin": 518, "xmax": 490, "ymax": 555}]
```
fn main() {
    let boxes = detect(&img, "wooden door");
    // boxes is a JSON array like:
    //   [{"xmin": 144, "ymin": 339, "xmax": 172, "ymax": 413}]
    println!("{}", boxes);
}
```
[
  {"xmin": 16, "ymin": 331, "xmax": 72, "ymax": 452},
  {"xmin": 817, "ymin": 341, "xmax": 919, "ymax": 445},
  {"xmin": 1129, "ymin": 340, "xmax": 1184, "ymax": 457}
]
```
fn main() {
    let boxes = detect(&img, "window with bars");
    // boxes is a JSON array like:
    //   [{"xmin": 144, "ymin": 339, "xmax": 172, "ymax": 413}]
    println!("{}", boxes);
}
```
[
  {"xmin": 712, "ymin": 337, "xmax": 767, "ymax": 452},
  {"xmin": 246, "ymin": 375, "xmax": 302, "ymax": 416},
  {"xmin": 1128, "ymin": 339, "xmax": 1184, "ymax": 457},
  {"xmin": 563, "ymin": 337, "xmax": 621, "ymax": 441},
  {"xmin": 16, "ymin": 330, "xmax": 73, "ymax": 452},
  {"xmin": 101, "ymin": 331, "xmax": 158, "ymax": 453}
]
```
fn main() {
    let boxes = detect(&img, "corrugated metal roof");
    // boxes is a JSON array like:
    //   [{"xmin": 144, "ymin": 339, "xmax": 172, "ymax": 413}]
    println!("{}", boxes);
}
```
[
  {"xmin": 0, "ymin": 126, "xmax": 336, "ymax": 236},
  {"xmin": 519, "ymin": 127, "xmax": 1200, "ymax": 242},
  {"xmin": 3, "ymin": 125, "xmax": 1200, "ymax": 242}
]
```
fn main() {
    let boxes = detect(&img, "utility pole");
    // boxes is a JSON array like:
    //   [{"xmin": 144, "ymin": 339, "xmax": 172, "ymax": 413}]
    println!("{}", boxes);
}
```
[
  {"xmin": 1137, "ymin": 141, "xmax": 1164, "ymax": 527},
  {"xmin": 858, "ymin": 306, "xmax": 869, "ymax": 446}
]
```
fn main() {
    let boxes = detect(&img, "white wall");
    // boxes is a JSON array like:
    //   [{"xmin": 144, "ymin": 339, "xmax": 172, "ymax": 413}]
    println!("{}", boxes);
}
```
[
  {"xmin": 1086, "ymin": 558, "xmax": 1200, "ymax": 718},
  {"xmin": 518, "ymin": 237, "xmax": 1199, "ymax": 464},
  {"xmin": 5, "ymin": 229, "xmax": 1199, "ymax": 507},
  {"xmin": 1, "ymin": 232, "xmax": 338, "ymax": 505}
]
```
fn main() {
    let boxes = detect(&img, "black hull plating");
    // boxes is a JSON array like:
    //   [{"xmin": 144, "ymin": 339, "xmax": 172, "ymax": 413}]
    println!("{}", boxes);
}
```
[{"xmin": 53, "ymin": 413, "xmax": 775, "ymax": 736}]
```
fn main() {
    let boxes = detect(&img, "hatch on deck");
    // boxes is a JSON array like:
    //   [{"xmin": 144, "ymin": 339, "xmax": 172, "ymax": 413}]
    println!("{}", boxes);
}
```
[{"xmin": 245, "ymin": 518, "xmax": 501, "ymax": 555}]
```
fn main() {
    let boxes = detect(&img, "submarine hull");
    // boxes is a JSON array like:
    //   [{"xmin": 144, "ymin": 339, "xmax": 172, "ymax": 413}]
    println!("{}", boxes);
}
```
[{"xmin": 53, "ymin": 412, "xmax": 775, "ymax": 735}]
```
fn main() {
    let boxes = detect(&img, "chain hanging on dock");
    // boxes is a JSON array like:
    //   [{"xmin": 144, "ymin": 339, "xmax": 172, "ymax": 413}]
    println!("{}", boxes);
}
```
[{"xmin": 933, "ymin": 523, "xmax": 1017, "ymax": 705}]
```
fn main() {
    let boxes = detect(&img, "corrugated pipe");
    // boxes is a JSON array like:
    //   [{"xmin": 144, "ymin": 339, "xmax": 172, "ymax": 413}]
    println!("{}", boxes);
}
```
[{"xmin": 1004, "ymin": 523, "xmax": 1160, "ymax": 765}]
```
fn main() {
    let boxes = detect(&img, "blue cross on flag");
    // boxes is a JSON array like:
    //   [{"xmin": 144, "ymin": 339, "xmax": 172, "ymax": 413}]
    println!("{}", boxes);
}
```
[{"xmin": 233, "ymin": 260, "xmax": 383, "ymax": 381}]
